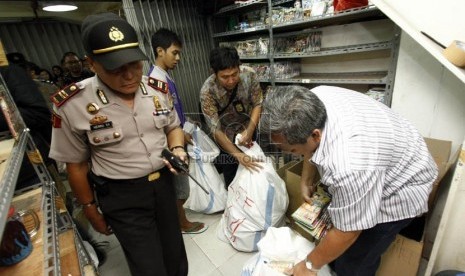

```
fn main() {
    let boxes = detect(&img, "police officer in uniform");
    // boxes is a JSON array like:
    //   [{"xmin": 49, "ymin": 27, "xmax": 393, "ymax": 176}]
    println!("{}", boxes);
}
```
[{"xmin": 49, "ymin": 13, "xmax": 188, "ymax": 276}]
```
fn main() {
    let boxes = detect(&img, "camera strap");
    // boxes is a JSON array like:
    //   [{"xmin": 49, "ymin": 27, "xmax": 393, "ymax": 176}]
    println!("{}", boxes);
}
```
[{"xmin": 218, "ymin": 85, "xmax": 238, "ymax": 116}]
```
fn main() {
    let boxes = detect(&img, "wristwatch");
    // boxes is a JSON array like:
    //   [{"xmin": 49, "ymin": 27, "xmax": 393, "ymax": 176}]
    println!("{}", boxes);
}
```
[{"xmin": 305, "ymin": 258, "xmax": 320, "ymax": 273}]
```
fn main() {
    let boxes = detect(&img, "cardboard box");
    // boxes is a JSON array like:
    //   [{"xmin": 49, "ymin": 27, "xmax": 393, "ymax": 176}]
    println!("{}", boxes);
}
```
[
  {"xmin": 277, "ymin": 160, "xmax": 314, "ymax": 241},
  {"xmin": 284, "ymin": 160, "xmax": 321, "ymax": 217},
  {"xmin": 423, "ymin": 138, "xmax": 455, "ymax": 209},
  {"xmin": 376, "ymin": 235, "xmax": 423, "ymax": 276},
  {"xmin": 284, "ymin": 161, "xmax": 304, "ymax": 218},
  {"xmin": 279, "ymin": 160, "xmax": 323, "ymax": 241},
  {"xmin": 276, "ymin": 160, "xmax": 300, "ymax": 220}
]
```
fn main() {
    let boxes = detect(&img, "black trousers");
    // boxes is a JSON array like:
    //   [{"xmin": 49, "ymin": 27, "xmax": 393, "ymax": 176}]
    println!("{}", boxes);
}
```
[
  {"xmin": 214, "ymin": 151, "xmax": 239, "ymax": 188},
  {"xmin": 332, "ymin": 217, "xmax": 413, "ymax": 276},
  {"xmin": 96, "ymin": 168, "xmax": 188, "ymax": 276},
  {"xmin": 214, "ymin": 131, "xmax": 259, "ymax": 188}
]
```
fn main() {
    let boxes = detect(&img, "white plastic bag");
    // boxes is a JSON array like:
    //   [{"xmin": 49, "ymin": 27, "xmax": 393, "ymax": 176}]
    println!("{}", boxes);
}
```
[
  {"xmin": 184, "ymin": 121, "xmax": 219, "ymax": 162},
  {"xmin": 218, "ymin": 139, "xmax": 289, "ymax": 252},
  {"xmin": 183, "ymin": 123, "xmax": 227, "ymax": 214},
  {"xmin": 241, "ymin": 227, "xmax": 333, "ymax": 276}
]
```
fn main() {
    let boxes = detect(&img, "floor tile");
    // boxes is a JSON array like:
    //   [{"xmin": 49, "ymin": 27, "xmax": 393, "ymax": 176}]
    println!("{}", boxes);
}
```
[
  {"xmin": 218, "ymin": 251, "xmax": 256, "ymax": 276},
  {"xmin": 206, "ymin": 268, "xmax": 224, "ymax": 276},
  {"xmin": 185, "ymin": 238, "xmax": 216, "ymax": 276},
  {"xmin": 192, "ymin": 219, "xmax": 238, "ymax": 268}
]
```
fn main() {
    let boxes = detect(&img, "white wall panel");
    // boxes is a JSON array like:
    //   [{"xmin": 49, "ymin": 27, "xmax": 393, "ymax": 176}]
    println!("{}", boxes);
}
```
[{"xmin": 391, "ymin": 32, "xmax": 465, "ymax": 155}]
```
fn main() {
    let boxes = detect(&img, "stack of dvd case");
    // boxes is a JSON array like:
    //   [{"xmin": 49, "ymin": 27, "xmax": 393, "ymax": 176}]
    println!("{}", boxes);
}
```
[{"xmin": 291, "ymin": 183, "xmax": 332, "ymax": 240}]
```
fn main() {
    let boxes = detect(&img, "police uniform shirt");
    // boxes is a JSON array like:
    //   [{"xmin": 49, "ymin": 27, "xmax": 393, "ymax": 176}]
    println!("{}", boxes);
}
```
[
  {"xmin": 49, "ymin": 75, "xmax": 180, "ymax": 179},
  {"xmin": 148, "ymin": 65, "xmax": 186, "ymax": 125}
]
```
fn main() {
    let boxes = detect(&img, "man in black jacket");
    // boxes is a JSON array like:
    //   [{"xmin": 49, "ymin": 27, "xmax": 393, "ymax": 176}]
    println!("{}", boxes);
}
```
[{"xmin": 0, "ymin": 63, "xmax": 53, "ymax": 189}]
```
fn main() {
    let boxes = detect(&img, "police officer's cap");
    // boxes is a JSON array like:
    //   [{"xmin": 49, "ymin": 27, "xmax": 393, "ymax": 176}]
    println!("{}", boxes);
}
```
[{"xmin": 81, "ymin": 12, "xmax": 147, "ymax": 70}]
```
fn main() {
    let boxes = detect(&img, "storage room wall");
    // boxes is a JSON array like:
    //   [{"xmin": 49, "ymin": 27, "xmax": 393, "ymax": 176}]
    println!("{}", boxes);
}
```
[
  {"xmin": 300, "ymin": 19, "xmax": 395, "ymax": 75},
  {"xmin": 122, "ymin": 0, "xmax": 213, "ymax": 122},
  {"xmin": 0, "ymin": 21, "xmax": 85, "ymax": 71},
  {"xmin": 390, "ymin": 31, "xmax": 465, "ymax": 274},
  {"xmin": 391, "ymin": 32, "xmax": 465, "ymax": 154}
]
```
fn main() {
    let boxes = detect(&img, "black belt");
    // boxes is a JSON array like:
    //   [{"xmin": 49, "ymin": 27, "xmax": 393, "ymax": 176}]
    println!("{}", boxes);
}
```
[{"xmin": 95, "ymin": 166, "xmax": 168, "ymax": 185}]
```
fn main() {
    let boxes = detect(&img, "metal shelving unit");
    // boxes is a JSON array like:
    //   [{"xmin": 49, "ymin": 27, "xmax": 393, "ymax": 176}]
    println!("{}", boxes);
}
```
[
  {"xmin": 213, "ymin": 5, "xmax": 385, "ymax": 37},
  {"xmin": 216, "ymin": 0, "xmax": 267, "ymax": 16},
  {"xmin": 259, "ymin": 71, "xmax": 388, "ymax": 84},
  {"xmin": 212, "ymin": 25, "xmax": 268, "ymax": 38},
  {"xmin": 0, "ymin": 73, "xmax": 95, "ymax": 275},
  {"xmin": 211, "ymin": 3, "xmax": 400, "ymax": 106},
  {"xmin": 272, "ymin": 5, "xmax": 385, "ymax": 31},
  {"xmin": 272, "ymin": 41, "xmax": 392, "ymax": 59},
  {"xmin": 0, "ymin": 131, "xmax": 27, "ymax": 239}
]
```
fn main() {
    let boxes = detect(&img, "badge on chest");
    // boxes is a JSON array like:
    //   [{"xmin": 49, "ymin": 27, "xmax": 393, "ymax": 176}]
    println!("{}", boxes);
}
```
[{"xmin": 152, "ymin": 95, "xmax": 173, "ymax": 116}]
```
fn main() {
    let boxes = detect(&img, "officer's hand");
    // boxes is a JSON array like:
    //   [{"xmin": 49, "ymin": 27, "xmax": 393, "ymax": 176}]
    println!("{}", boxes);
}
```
[
  {"xmin": 83, "ymin": 205, "xmax": 112, "ymax": 235},
  {"xmin": 163, "ymin": 148, "xmax": 188, "ymax": 175},
  {"xmin": 233, "ymin": 152, "xmax": 263, "ymax": 172},
  {"xmin": 293, "ymin": 260, "xmax": 318, "ymax": 276},
  {"xmin": 301, "ymin": 180, "xmax": 316, "ymax": 203},
  {"xmin": 172, "ymin": 147, "xmax": 188, "ymax": 163}
]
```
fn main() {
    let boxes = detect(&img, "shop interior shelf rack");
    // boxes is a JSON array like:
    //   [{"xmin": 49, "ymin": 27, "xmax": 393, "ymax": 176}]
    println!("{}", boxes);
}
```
[
  {"xmin": 0, "ymin": 72, "xmax": 95, "ymax": 275},
  {"xmin": 210, "ymin": 1, "xmax": 400, "ymax": 107}
]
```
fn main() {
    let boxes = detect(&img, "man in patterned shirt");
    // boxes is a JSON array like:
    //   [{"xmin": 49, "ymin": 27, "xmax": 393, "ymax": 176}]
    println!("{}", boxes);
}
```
[
  {"xmin": 200, "ymin": 47, "xmax": 263, "ymax": 187},
  {"xmin": 260, "ymin": 85, "xmax": 438, "ymax": 276}
]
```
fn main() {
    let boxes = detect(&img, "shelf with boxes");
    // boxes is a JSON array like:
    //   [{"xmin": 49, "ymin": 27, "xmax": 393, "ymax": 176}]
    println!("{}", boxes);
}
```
[
  {"xmin": 211, "ymin": 1, "xmax": 400, "ymax": 106},
  {"xmin": 0, "ymin": 71, "xmax": 95, "ymax": 275}
]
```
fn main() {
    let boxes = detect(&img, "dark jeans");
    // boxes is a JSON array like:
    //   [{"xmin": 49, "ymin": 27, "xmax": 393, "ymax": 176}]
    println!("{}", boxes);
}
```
[
  {"xmin": 95, "ymin": 168, "xmax": 188, "ymax": 276},
  {"xmin": 332, "ymin": 217, "xmax": 414, "ymax": 276}
]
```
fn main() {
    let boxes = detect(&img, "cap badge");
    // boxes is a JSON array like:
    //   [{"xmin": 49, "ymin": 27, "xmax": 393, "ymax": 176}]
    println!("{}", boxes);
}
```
[{"xmin": 109, "ymin": 26, "xmax": 124, "ymax": 42}]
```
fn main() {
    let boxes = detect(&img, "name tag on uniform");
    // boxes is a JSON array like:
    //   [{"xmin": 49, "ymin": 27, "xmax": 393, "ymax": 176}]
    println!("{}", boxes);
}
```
[{"xmin": 90, "ymin": 121, "xmax": 113, "ymax": 131}]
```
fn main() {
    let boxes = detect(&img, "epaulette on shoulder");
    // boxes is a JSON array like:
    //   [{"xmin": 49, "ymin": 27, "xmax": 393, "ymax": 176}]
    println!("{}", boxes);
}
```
[
  {"xmin": 148, "ymin": 77, "xmax": 168, "ymax": 94},
  {"xmin": 50, "ymin": 83, "xmax": 82, "ymax": 107}
]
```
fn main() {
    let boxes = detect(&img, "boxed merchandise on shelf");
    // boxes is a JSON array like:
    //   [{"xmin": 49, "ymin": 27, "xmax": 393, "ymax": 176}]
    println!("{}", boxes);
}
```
[
  {"xmin": 274, "ymin": 31, "xmax": 322, "ymax": 54},
  {"xmin": 274, "ymin": 61, "xmax": 301, "ymax": 79},
  {"xmin": 242, "ymin": 62, "xmax": 271, "ymax": 80},
  {"xmin": 242, "ymin": 61, "xmax": 301, "ymax": 80},
  {"xmin": 365, "ymin": 87, "xmax": 386, "ymax": 103},
  {"xmin": 228, "ymin": 7, "xmax": 267, "ymax": 31},
  {"xmin": 270, "ymin": 7, "xmax": 304, "ymax": 25},
  {"xmin": 219, "ymin": 37, "xmax": 269, "ymax": 57}
]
